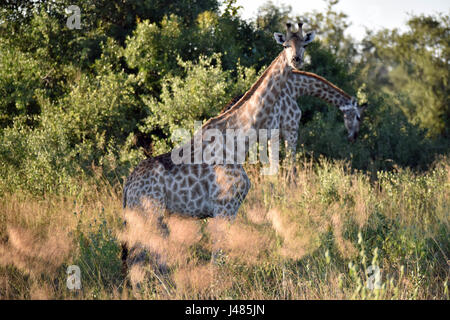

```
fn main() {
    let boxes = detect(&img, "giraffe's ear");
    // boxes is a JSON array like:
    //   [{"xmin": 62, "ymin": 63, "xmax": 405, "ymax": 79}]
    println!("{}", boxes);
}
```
[
  {"xmin": 304, "ymin": 31, "xmax": 316, "ymax": 44},
  {"xmin": 274, "ymin": 32, "xmax": 286, "ymax": 45}
]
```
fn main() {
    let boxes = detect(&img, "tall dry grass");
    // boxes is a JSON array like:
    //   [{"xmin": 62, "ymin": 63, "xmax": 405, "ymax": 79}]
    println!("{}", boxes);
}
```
[{"xmin": 0, "ymin": 157, "xmax": 448, "ymax": 299}]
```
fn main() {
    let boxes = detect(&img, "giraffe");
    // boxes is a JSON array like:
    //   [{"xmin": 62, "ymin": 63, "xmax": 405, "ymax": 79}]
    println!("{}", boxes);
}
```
[
  {"xmin": 221, "ymin": 70, "xmax": 368, "ymax": 167},
  {"xmin": 121, "ymin": 22, "xmax": 316, "ymax": 273},
  {"xmin": 277, "ymin": 70, "xmax": 367, "ymax": 162}
]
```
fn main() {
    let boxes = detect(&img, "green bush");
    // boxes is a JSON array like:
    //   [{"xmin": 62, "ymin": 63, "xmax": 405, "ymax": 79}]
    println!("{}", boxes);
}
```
[
  {"xmin": 75, "ymin": 214, "xmax": 123, "ymax": 290},
  {"xmin": 139, "ymin": 54, "xmax": 258, "ymax": 154},
  {"xmin": 0, "ymin": 38, "xmax": 147, "ymax": 195},
  {"xmin": 0, "ymin": 115, "xmax": 79, "ymax": 195},
  {"xmin": 0, "ymin": 44, "xmax": 43, "ymax": 128},
  {"xmin": 297, "ymin": 92, "xmax": 448, "ymax": 172}
]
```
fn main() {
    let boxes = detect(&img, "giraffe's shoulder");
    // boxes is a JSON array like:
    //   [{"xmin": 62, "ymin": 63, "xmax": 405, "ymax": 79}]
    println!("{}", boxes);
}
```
[
  {"xmin": 136, "ymin": 152, "xmax": 174, "ymax": 171},
  {"xmin": 152, "ymin": 152, "xmax": 175, "ymax": 171},
  {"xmin": 126, "ymin": 152, "xmax": 174, "ymax": 180}
]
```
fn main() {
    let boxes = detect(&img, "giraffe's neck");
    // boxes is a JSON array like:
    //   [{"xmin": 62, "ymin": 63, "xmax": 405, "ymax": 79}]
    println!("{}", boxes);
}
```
[
  {"xmin": 172, "ymin": 51, "xmax": 293, "ymax": 164},
  {"xmin": 174, "ymin": 51, "xmax": 291, "ymax": 165},
  {"xmin": 203, "ymin": 51, "xmax": 290, "ymax": 134},
  {"xmin": 288, "ymin": 70, "xmax": 353, "ymax": 107}
]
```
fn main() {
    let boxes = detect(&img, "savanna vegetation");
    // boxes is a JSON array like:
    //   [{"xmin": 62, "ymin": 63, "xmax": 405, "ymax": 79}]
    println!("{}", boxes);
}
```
[{"xmin": 0, "ymin": 0, "xmax": 448, "ymax": 299}]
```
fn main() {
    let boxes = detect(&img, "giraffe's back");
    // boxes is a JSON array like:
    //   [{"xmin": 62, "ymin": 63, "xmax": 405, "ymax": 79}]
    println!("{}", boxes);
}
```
[
  {"xmin": 123, "ymin": 155, "xmax": 169, "ymax": 210},
  {"xmin": 123, "ymin": 152, "xmax": 250, "ymax": 219},
  {"xmin": 123, "ymin": 152, "xmax": 215, "ymax": 218}
]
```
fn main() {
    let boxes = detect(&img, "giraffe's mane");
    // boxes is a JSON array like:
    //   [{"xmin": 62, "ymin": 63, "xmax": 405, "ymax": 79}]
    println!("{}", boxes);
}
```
[
  {"xmin": 203, "ymin": 51, "xmax": 285, "ymax": 127},
  {"xmin": 291, "ymin": 70, "xmax": 352, "ymax": 100},
  {"xmin": 219, "ymin": 94, "xmax": 244, "ymax": 114}
]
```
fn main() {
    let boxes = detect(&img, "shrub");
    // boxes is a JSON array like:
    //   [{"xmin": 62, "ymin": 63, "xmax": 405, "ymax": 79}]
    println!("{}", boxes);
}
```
[
  {"xmin": 139, "ymin": 54, "xmax": 258, "ymax": 154},
  {"xmin": 297, "ymin": 92, "xmax": 448, "ymax": 172},
  {"xmin": 75, "ymin": 214, "xmax": 123, "ymax": 291}
]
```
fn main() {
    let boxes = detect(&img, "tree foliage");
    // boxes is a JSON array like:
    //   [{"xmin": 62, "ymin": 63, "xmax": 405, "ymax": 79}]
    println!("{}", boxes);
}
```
[
  {"xmin": 359, "ymin": 14, "xmax": 449, "ymax": 137},
  {"xmin": 0, "ymin": 0, "xmax": 448, "ymax": 195}
]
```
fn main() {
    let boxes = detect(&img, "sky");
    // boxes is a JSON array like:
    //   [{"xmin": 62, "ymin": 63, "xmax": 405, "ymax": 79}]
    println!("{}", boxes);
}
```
[{"xmin": 232, "ymin": 0, "xmax": 449, "ymax": 41}]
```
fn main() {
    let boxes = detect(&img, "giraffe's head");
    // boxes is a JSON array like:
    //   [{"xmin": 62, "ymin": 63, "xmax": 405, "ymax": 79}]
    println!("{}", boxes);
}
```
[
  {"xmin": 274, "ymin": 22, "xmax": 315, "ymax": 70},
  {"xmin": 340, "ymin": 98, "xmax": 368, "ymax": 142}
]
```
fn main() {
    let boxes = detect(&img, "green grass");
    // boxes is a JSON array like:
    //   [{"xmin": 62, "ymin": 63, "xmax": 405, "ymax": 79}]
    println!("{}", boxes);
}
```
[{"xmin": 0, "ymin": 157, "xmax": 448, "ymax": 299}]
